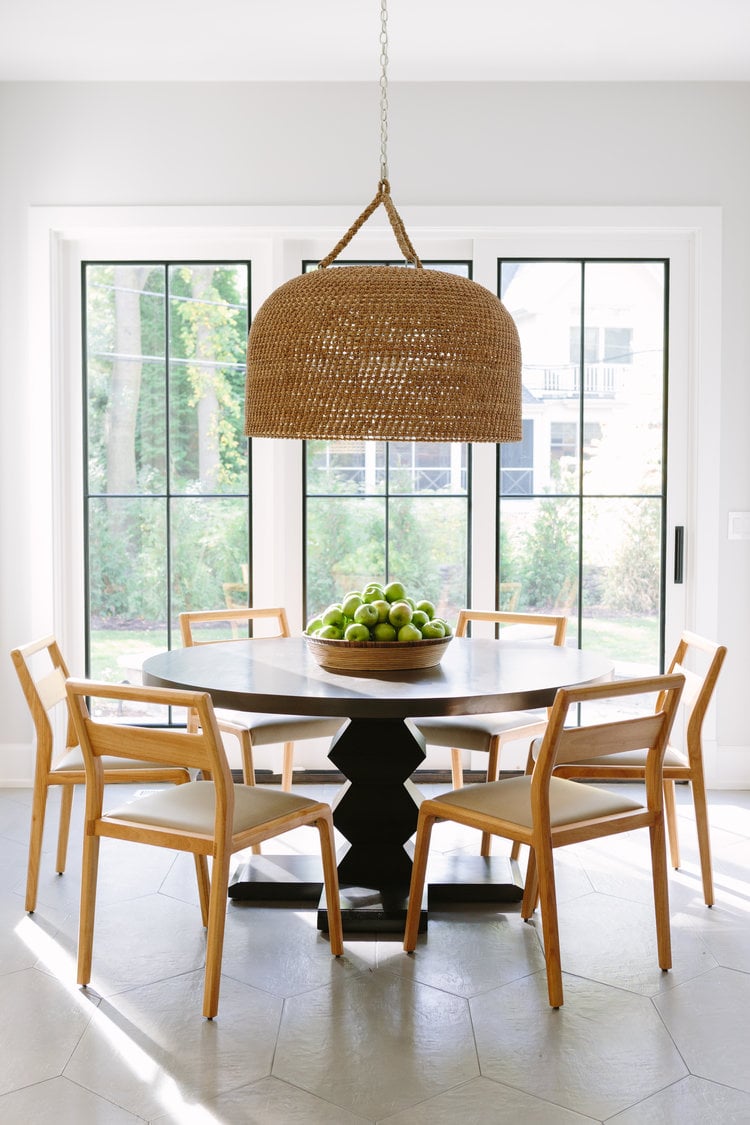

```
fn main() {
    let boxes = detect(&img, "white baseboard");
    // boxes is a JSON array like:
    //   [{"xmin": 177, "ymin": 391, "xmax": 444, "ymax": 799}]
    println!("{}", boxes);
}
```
[{"xmin": 0, "ymin": 744, "xmax": 33, "ymax": 787}]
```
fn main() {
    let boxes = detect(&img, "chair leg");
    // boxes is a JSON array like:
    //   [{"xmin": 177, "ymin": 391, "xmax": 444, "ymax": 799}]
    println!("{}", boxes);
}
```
[
  {"xmin": 509, "ymin": 744, "xmax": 534, "ymax": 863},
  {"xmin": 404, "ymin": 811, "xmax": 436, "ymax": 951},
  {"xmin": 450, "ymin": 747, "xmax": 463, "ymax": 789},
  {"xmin": 77, "ymin": 833, "xmax": 100, "ymax": 986},
  {"xmin": 202, "ymin": 850, "xmax": 231, "ymax": 1019},
  {"xmin": 316, "ymin": 811, "xmax": 344, "ymax": 956},
  {"xmin": 281, "ymin": 742, "xmax": 295, "ymax": 792},
  {"xmin": 663, "ymin": 779, "xmax": 680, "ymax": 869},
  {"xmin": 690, "ymin": 772, "xmax": 715, "ymax": 907},
  {"xmin": 649, "ymin": 815, "xmax": 673, "ymax": 971},
  {"xmin": 520, "ymin": 846, "xmax": 539, "ymax": 919},
  {"xmin": 194, "ymin": 854, "xmax": 210, "ymax": 927},
  {"xmin": 535, "ymin": 836, "xmax": 564, "ymax": 1008},
  {"xmin": 235, "ymin": 732, "xmax": 261, "ymax": 856},
  {"xmin": 25, "ymin": 775, "xmax": 50, "ymax": 913},
  {"xmin": 56, "ymin": 784, "xmax": 75, "ymax": 874},
  {"xmin": 480, "ymin": 736, "xmax": 501, "ymax": 857}
]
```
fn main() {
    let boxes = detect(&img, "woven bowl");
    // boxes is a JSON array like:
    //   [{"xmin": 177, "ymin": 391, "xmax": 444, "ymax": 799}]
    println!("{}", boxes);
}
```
[{"xmin": 305, "ymin": 634, "xmax": 452, "ymax": 672}]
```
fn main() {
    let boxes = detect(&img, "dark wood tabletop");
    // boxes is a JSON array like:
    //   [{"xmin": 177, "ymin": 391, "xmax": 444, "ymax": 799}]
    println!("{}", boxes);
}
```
[{"xmin": 142, "ymin": 635, "xmax": 614, "ymax": 720}]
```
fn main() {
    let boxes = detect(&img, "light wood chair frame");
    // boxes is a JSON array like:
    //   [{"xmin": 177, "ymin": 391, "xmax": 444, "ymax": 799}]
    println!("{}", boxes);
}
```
[
  {"xmin": 11, "ymin": 636, "xmax": 190, "ymax": 913},
  {"xmin": 66, "ymin": 678, "xmax": 343, "ymax": 1019},
  {"xmin": 404, "ymin": 673, "xmax": 685, "ymax": 1008},
  {"xmin": 418, "ymin": 609, "xmax": 567, "ymax": 857},
  {"xmin": 548, "ymin": 631, "xmax": 726, "ymax": 906},
  {"xmin": 179, "ymin": 606, "xmax": 300, "ymax": 791}
]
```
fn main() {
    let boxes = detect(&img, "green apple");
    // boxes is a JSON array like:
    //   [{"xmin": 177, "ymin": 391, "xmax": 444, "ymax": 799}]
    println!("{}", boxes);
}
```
[
  {"xmin": 317, "ymin": 624, "xmax": 343, "ymax": 639},
  {"xmin": 322, "ymin": 605, "xmax": 346, "ymax": 629},
  {"xmin": 384, "ymin": 580, "xmax": 406, "ymax": 603},
  {"xmin": 388, "ymin": 601, "xmax": 413, "ymax": 628},
  {"xmin": 342, "ymin": 592, "xmax": 364, "ymax": 618},
  {"xmin": 404, "ymin": 596, "xmax": 416, "ymax": 610},
  {"xmin": 432, "ymin": 617, "xmax": 453, "ymax": 636},
  {"xmin": 411, "ymin": 609, "xmax": 429, "ymax": 629},
  {"xmin": 354, "ymin": 602, "xmax": 379, "ymax": 627},
  {"xmin": 416, "ymin": 600, "xmax": 436, "ymax": 618},
  {"xmin": 371, "ymin": 599, "xmax": 391, "ymax": 623},
  {"xmin": 306, "ymin": 617, "xmax": 323, "ymax": 635},
  {"xmin": 397, "ymin": 623, "xmax": 423, "ymax": 642},
  {"xmin": 362, "ymin": 585, "xmax": 386, "ymax": 603},
  {"xmin": 344, "ymin": 622, "xmax": 370, "ymax": 641},
  {"xmin": 373, "ymin": 621, "xmax": 397, "ymax": 641},
  {"xmin": 421, "ymin": 620, "xmax": 446, "ymax": 638}
]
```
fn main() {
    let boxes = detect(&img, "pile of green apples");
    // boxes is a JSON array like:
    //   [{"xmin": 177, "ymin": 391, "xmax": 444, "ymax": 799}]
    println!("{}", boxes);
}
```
[{"xmin": 306, "ymin": 580, "xmax": 453, "ymax": 643}]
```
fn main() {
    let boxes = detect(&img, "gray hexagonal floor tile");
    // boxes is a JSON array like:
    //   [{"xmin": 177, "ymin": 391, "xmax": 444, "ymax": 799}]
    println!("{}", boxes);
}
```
[
  {"xmin": 274, "ymin": 970, "xmax": 478, "ymax": 1119},
  {"xmin": 553, "ymin": 889, "xmax": 716, "ymax": 995},
  {"xmin": 608, "ymin": 1074, "xmax": 750, "ymax": 1123},
  {"xmin": 379, "ymin": 1075, "xmax": 598, "ymax": 1123},
  {"xmin": 53, "ymin": 891, "xmax": 208, "ymax": 996},
  {"xmin": 470, "ymin": 972, "xmax": 687, "ymax": 1119},
  {"xmin": 653, "ymin": 965, "xmax": 750, "ymax": 1093},
  {"xmin": 63, "ymin": 969, "xmax": 283, "ymax": 1120},
  {"xmin": 152, "ymin": 1074, "xmax": 371, "ymax": 1124},
  {"xmin": 0, "ymin": 1074, "xmax": 140, "ymax": 1123},
  {"xmin": 377, "ymin": 906, "xmax": 546, "ymax": 997},
  {"xmin": 221, "ymin": 902, "xmax": 375, "ymax": 998},
  {"xmin": 0, "ymin": 967, "xmax": 97, "ymax": 1097}
]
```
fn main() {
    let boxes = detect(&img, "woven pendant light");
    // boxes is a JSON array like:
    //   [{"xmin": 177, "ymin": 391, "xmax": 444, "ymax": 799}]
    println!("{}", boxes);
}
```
[{"xmin": 244, "ymin": 6, "xmax": 522, "ymax": 444}]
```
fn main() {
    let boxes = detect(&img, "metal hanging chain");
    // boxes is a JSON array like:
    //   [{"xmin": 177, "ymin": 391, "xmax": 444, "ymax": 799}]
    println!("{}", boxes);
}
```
[{"xmin": 379, "ymin": 0, "xmax": 389, "ymax": 184}]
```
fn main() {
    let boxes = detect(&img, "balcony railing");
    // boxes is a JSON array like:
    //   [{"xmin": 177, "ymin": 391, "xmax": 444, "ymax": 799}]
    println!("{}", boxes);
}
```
[{"xmin": 525, "ymin": 364, "xmax": 624, "ymax": 397}]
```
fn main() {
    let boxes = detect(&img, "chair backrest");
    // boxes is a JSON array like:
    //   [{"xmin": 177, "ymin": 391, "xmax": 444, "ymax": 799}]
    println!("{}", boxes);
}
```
[
  {"xmin": 534, "ymin": 674, "xmax": 685, "ymax": 808},
  {"xmin": 180, "ymin": 606, "xmax": 291, "ymax": 648},
  {"xmin": 456, "ymin": 609, "xmax": 567, "ymax": 647},
  {"xmin": 667, "ymin": 632, "xmax": 727, "ymax": 761},
  {"xmin": 65, "ymin": 679, "xmax": 234, "ymax": 838},
  {"xmin": 11, "ymin": 636, "xmax": 76, "ymax": 770}
]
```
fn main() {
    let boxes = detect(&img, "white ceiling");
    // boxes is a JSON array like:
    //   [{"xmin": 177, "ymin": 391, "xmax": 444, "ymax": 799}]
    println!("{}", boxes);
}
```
[{"xmin": 2, "ymin": 0, "xmax": 750, "ymax": 82}]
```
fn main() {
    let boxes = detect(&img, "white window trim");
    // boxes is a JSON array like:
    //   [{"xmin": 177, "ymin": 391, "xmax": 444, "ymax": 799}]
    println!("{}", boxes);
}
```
[{"xmin": 28, "ymin": 202, "xmax": 721, "ymax": 766}]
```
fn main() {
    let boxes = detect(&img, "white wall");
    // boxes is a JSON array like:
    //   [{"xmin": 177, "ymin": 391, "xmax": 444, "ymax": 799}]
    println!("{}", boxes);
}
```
[{"xmin": 1, "ymin": 81, "xmax": 749, "ymax": 780}]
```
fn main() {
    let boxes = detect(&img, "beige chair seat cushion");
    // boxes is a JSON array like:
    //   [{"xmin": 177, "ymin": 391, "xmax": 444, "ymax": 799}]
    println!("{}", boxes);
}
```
[
  {"xmin": 53, "ymin": 748, "xmax": 182, "ymax": 773},
  {"xmin": 214, "ymin": 709, "xmax": 344, "ymax": 745},
  {"xmin": 104, "ymin": 781, "xmax": 317, "ymax": 835},
  {"xmin": 435, "ymin": 775, "xmax": 644, "ymax": 829},
  {"xmin": 416, "ymin": 710, "xmax": 546, "ymax": 753}
]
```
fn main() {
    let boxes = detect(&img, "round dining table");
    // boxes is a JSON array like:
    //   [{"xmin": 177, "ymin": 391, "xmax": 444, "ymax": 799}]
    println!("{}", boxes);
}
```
[{"xmin": 143, "ymin": 636, "xmax": 613, "ymax": 932}]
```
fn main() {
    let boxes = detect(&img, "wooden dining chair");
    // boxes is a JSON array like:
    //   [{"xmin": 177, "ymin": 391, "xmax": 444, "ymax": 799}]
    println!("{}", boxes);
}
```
[
  {"xmin": 179, "ymin": 607, "xmax": 345, "ymax": 790},
  {"xmin": 415, "ymin": 609, "xmax": 567, "ymax": 856},
  {"xmin": 65, "ymin": 678, "xmax": 344, "ymax": 1019},
  {"xmin": 548, "ymin": 631, "xmax": 727, "ymax": 906},
  {"xmin": 404, "ymin": 673, "xmax": 685, "ymax": 1008},
  {"xmin": 10, "ymin": 635, "xmax": 191, "ymax": 913}
]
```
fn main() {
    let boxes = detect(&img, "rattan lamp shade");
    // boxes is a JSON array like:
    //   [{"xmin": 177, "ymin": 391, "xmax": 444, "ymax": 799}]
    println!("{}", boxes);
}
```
[{"xmin": 244, "ymin": 183, "xmax": 522, "ymax": 443}]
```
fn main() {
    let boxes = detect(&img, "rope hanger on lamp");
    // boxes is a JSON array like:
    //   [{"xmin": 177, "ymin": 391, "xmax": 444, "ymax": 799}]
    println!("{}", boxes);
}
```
[{"xmin": 244, "ymin": 0, "xmax": 522, "ymax": 444}]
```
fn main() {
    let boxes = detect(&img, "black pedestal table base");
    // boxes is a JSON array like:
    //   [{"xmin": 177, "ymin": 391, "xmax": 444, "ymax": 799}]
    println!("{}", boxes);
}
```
[{"xmin": 230, "ymin": 716, "xmax": 523, "ymax": 933}]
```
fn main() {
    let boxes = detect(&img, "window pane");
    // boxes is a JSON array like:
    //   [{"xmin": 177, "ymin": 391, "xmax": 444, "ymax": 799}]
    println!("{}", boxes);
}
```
[
  {"xmin": 306, "ymin": 496, "xmax": 387, "ymax": 614},
  {"xmin": 170, "ymin": 497, "xmax": 250, "ymax": 625},
  {"xmin": 85, "ymin": 264, "xmax": 167, "ymax": 495},
  {"xmin": 168, "ymin": 265, "xmax": 249, "ymax": 496},
  {"xmin": 388, "ymin": 497, "xmax": 468, "ymax": 624},
  {"xmin": 87, "ymin": 496, "xmax": 168, "ymax": 718},
  {"xmin": 84, "ymin": 260, "xmax": 251, "ymax": 704},
  {"xmin": 582, "ymin": 262, "xmax": 665, "ymax": 496},
  {"xmin": 499, "ymin": 495, "xmax": 580, "ymax": 630},
  {"xmin": 581, "ymin": 497, "xmax": 662, "ymax": 672},
  {"xmin": 306, "ymin": 440, "xmax": 386, "ymax": 495}
]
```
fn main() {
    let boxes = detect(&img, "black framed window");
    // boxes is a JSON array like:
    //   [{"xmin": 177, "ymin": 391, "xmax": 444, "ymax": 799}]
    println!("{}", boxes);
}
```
[{"xmin": 82, "ymin": 262, "xmax": 251, "ymax": 715}]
